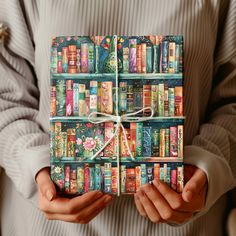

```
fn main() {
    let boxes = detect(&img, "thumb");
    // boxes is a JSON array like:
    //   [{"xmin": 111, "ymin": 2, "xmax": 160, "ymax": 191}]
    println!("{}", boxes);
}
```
[
  {"xmin": 36, "ymin": 167, "xmax": 56, "ymax": 201},
  {"xmin": 182, "ymin": 168, "xmax": 207, "ymax": 203}
]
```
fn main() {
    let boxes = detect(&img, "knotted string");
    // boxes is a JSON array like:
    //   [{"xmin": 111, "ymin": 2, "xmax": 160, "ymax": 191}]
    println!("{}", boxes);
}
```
[{"xmin": 87, "ymin": 106, "xmax": 154, "ymax": 161}]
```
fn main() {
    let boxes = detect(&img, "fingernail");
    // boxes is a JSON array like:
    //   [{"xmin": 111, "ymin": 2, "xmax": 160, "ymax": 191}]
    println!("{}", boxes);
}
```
[
  {"xmin": 103, "ymin": 195, "xmax": 112, "ymax": 204},
  {"xmin": 153, "ymin": 179, "xmax": 161, "ymax": 188},
  {"xmin": 46, "ymin": 190, "xmax": 53, "ymax": 201},
  {"xmin": 185, "ymin": 190, "xmax": 193, "ymax": 202},
  {"xmin": 137, "ymin": 189, "xmax": 144, "ymax": 198},
  {"xmin": 95, "ymin": 191, "xmax": 103, "ymax": 198}
]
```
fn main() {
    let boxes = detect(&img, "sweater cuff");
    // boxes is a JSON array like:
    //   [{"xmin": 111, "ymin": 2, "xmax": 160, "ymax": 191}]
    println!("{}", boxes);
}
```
[
  {"xmin": 183, "ymin": 145, "xmax": 236, "ymax": 220},
  {"xmin": 20, "ymin": 143, "xmax": 50, "ymax": 200}
]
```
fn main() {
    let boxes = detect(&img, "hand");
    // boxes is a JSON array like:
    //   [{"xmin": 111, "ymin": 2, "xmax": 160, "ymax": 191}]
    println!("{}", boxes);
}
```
[
  {"xmin": 134, "ymin": 165, "xmax": 207, "ymax": 225},
  {"xmin": 36, "ymin": 167, "xmax": 113, "ymax": 224}
]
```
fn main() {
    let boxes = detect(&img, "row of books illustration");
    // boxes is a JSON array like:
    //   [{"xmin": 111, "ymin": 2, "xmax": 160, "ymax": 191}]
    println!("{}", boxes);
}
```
[
  {"xmin": 50, "ymin": 80, "xmax": 183, "ymax": 117},
  {"xmin": 51, "ymin": 35, "xmax": 183, "ymax": 74},
  {"xmin": 51, "ymin": 162, "xmax": 184, "ymax": 194},
  {"xmin": 51, "ymin": 122, "xmax": 183, "ymax": 160}
]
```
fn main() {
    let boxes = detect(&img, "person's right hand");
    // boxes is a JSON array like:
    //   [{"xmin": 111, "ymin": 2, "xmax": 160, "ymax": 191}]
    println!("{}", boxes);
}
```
[{"xmin": 36, "ymin": 167, "xmax": 113, "ymax": 224}]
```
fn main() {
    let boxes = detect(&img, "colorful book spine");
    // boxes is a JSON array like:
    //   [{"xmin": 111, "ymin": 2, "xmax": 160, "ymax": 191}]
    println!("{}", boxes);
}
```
[
  {"xmin": 140, "ymin": 163, "xmax": 147, "ymax": 186},
  {"xmin": 70, "ymin": 169, "xmax": 77, "ymax": 193},
  {"xmin": 151, "ymin": 85, "xmax": 158, "ymax": 116},
  {"xmin": 179, "ymin": 44, "xmax": 183, "ymax": 73},
  {"xmin": 85, "ymin": 89, "xmax": 90, "ymax": 115},
  {"xmin": 160, "ymin": 166, "xmax": 164, "ymax": 181},
  {"xmin": 133, "ymin": 82, "xmax": 143, "ymax": 112},
  {"xmin": 126, "ymin": 168, "xmax": 136, "ymax": 193},
  {"xmin": 167, "ymin": 166, "xmax": 171, "ymax": 187},
  {"xmin": 54, "ymin": 122, "xmax": 62, "ymax": 159},
  {"xmin": 111, "ymin": 167, "xmax": 118, "ymax": 193},
  {"xmin": 175, "ymin": 86, "xmax": 183, "ymax": 116},
  {"xmin": 76, "ymin": 48, "xmax": 81, "ymax": 73},
  {"xmin": 73, "ymin": 83, "xmax": 79, "ymax": 116},
  {"xmin": 66, "ymin": 80, "xmax": 73, "ymax": 116},
  {"xmin": 51, "ymin": 47, "xmax": 57, "ymax": 73},
  {"xmin": 146, "ymin": 46, "xmax": 153, "ymax": 73},
  {"xmin": 154, "ymin": 163, "xmax": 160, "ymax": 180},
  {"xmin": 77, "ymin": 166, "xmax": 84, "ymax": 193},
  {"xmin": 165, "ymin": 128, "xmax": 170, "ymax": 157},
  {"xmin": 84, "ymin": 164, "xmax": 90, "ymax": 193},
  {"xmin": 129, "ymin": 39, "xmax": 137, "ymax": 73},
  {"xmin": 88, "ymin": 43, "xmax": 95, "ymax": 73},
  {"xmin": 163, "ymin": 163, "xmax": 167, "ymax": 183},
  {"xmin": 80, "ymin": 43, "xmax": 88, "ymax": 73},
  {"xmin": 143, "ymin": 85, "xmax": 151, "ymax": 116},
  {"xmin": 50, "ymin": 86, "xmax": 56, "ymax": 116},
  {"xmin": 152, "ymin": 128, "xmax": 160, "ymax": 156},
  {"xmin": 170, "ymin": 126, "xmax": 178, "ymax": 157},
  {"xmin": 171, "ymin": 169, "xmax": 177, "ymax": 191},
  {"xmin": 136, "ymin": 44, "xmax": 142, "ymax": 73},
  {"xmin": 130, "ymin": 123, "xmax": 136, "ymax": 157},
  {"xmin": 94, "ymin": 164, "xmax": 102, "ymax": 190},
  {"xmin": 141, "ymin": 43, "xmax": 146, "ymax": 73},
  {"xmin": 61, "ymin": 131, "xmax": 67, "ymax": 158},
  {"xmin": 50, "ymin": 123, "xmax": 55, "ymax": 159},
  {"xmin": 147, "ymin": 166, "xmax": 153, "ymax": 183},
  {"xmin": 143, "ymin": 126, "xmax": 152, "ymax": 157},
  {"xmin": 64, "ymin": 165, "xmax": 70, "ymax": 193},
  {"xmin": 178, "ymin": 125, "xmax": 184, "ymax": 158},
  {"xmin": 67, "ymin": 128, "xmax": 76, "ymax": 158},
  {"xmin": 68, "ymin": 45, "xmax": 77, "ymax": 73},
  {"xmin": 135, "ymin": 166, "xmax": 141, "ymax": 190},
  {"xmin": 119, "ymin": 82, "xmax": 127, "ymax": 114},
  {"xmin": 168, "ymin": 42, "xmax": 176, "ymax": 73},
  {"xmin": 104, "ymin": 122, "xmax": 114, "ymax": 157},
  {"xmin": 175, "ymin": 44, "xmax": 180, "ymax": 73},
  {"xmin": 136, "ymin": 123, "xmax": 143, "ymax": 157},
  {"xmin": 158, "ymin": 83, "xmax": 164, "ymax": 116},
  {"xmin": 101, "ymin": 81, "xmax": 113, "ymax": 114},
  {"xmin": 120, "ymin": 128, "xmax": 130, "ymax": 157},
  {"xmin": 164, "ymin": 83, "xmax": 169, "ymax": 117},
  {"xmin": 161, "ymin": 41, "xmax": 168, "ymax": 73},
  {"xmin": 123, "ymin": 47, "xmax": 129, "ymax": 73},
  {"xmin": 57, "ymin": 51, "xmax": 62, "ymax": 73},
  {"xmin": 56, "ymin": 80, "xmax": 66, "ymax": 116},
  {"xmin": 121, "ymin": 165, "xmax": 126, "ymax": 193},
  {"xmin": 104, "ymin": 163, "xmax": 112, "ymax": 193},
  {"xmin": 89, "ymin": 167, "xmax": 95, "ymax": 191},
  {"xmin": 97, "ymin": 82, "xmax": 101, "ymax": 112},
  {"xmin": 127, "ymin": 84, "xmax": 134, "ymax": 113},
  {"xmin": 177, "ymin": 166, "xmax": 184, "ymax": 193},
  {"xmin": 62, "ymin": 47, "xmax": 68, "ymax": 73},
  {"xmin": 159, "ymin": 129, "xmax": 165, "ymax": 157},
  {"xmin": 79, "ymin": 84, "xmax": 86, "ymax": 116},
  {"xmin": 168, "ymin": 87, "xmax": 175, "ymax": 116}
]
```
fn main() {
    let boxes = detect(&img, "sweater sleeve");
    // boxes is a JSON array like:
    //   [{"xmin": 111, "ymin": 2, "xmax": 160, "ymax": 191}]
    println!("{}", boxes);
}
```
[
  {"xmin": 183, "ymin": 0, "xmax": 236, "ymax": 221},
  {"xmin": 0, "ymin": 0, "xmax": 50, "ymax": 204}
]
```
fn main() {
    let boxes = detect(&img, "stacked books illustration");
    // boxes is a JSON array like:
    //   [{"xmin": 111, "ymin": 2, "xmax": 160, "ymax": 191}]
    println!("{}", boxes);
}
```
[{"xmin": 50, "ymin": 35, "xmax": 184, "ymax": 195}]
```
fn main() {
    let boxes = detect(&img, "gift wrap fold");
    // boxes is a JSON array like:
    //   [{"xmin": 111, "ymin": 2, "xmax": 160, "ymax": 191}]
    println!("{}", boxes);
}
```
[{"xmin": 50, "ymin": 35, "xmax": 185, "ymax": 196}]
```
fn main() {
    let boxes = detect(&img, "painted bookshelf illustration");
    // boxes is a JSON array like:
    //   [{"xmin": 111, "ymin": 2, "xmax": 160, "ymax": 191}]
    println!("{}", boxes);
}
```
[{"xmin": 50, "ymin": 35, "xmax": 184, "ymax": 196}]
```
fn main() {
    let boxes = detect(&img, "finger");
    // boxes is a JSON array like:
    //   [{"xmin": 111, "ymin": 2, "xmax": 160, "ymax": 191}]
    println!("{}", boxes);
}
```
[
  {"xmin": 136, "ymin": 189, "xmax": 162, "ymax": 223},
  {"xmin": 134, "ymin": 194, "xmax": 148, "ymax": 218},
  {"xmin": 39, "ymin": 190, "xmax": 104, "ymax": 214},
  {"xmin": 142, "ymin": 183, "xmax": 192, "ymax": 223},
  {"xmin": 182, "ymin": 168, "xmax": 207, "ymax": 202},
  {"xmin": 43, "ymin": 194, "xmax": 113, "ymax": 223},
  {"xmin": 36, "ymin": 167, "xmax": 56, "ymax": 201}
]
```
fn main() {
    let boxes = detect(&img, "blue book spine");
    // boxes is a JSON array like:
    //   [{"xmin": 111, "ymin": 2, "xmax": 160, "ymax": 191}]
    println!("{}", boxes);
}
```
[
  {"xmin": 94, "ymin": 164, "xmax": 102, "ymax": 190},
  {"xmin": 141, "ymin": 164, "xmax": 147, "ymax": 186},
  {"xmin": 161, "ymin": 41, "xmax": 168, "ymax": 73},
  {"xmin": 143, "ymin": 127, "xmax": 152, "ymax": 157},
  {"xmin": 73, "ymin": 83, "xmax": 79, "ymax": 115},
  {"xmin": 146, "ymin": 46, "xmax": 153, "ymax": 73},
  {"xmin": 146, "ymin": 166, "xmax": 153, "ymax": 183}
]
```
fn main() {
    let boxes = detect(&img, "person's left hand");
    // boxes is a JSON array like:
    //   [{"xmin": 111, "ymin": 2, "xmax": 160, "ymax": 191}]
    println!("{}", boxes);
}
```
[{"xmin": 134, "ymin": 165, "xmax": 208, "ymax": 225}]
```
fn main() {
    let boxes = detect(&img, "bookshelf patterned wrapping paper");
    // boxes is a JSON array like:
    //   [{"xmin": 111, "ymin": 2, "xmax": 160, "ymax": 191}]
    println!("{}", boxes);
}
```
[{"xmin": 50, "ymin": 35, "xmax": 185, "ymax": 196}]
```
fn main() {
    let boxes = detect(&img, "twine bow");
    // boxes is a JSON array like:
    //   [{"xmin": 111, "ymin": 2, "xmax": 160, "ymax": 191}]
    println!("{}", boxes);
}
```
[{"xmin": 87, "ymin": 106, "xmax": 154, "ymax": 161}]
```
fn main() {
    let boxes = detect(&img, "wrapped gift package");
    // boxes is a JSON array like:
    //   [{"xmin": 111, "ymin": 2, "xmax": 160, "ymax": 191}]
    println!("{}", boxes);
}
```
[{"xmin": 50, "ymin": 35, "xmax": 184, "ymax": 196}]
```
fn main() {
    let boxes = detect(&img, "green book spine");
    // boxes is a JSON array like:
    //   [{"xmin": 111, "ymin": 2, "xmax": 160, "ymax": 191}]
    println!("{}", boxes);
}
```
[
  {"xmin": 136, "ymin": 123, "xmax": 143, "ymax": 157},
  {"xmin": 165, "ymin": 128, "xmax": 170, "ymax": 157},
  {"xmin": 56, "ymin": 80, "xmax": 66, "ymax": 116},
  {"xmin": 158, "ymin": 83, "xmax": 164, "ymax": 116},
  {"xmin": 146, "ymin": 46, "xmax": 153, "ymax": 73},
  {"xmin": 152, "ymin": 128, "xmax": 159, "ymax": 157},
  {"xmin": 88, "ymin": 43, "xmax": 95, "ymax": 73}
]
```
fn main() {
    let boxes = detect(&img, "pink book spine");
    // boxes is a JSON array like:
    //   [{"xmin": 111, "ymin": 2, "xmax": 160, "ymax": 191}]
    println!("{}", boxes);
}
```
[
  {"xmin": 104, "ymin": 122, "xmax": 114, "ymax": 157},
  {"xmin": 80, "ymin": 43, "xmax": 88, "ymax": 73},
  {"xmin": 170, "ymin": 126, "xmax": 178, "ymax": 157},
  {"xmin": 171, "ymin": 169, "xmax": 177, "ymax": 191},
  {"xmin": 66, "ymin": 80, "xmax": 73, "ymax": 116}
]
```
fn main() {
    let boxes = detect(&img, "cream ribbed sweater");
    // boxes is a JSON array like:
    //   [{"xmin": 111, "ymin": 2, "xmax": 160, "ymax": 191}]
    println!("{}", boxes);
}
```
[{"xmin": 0, "ymin": 0, "xmax": 236, "ymax": 235}]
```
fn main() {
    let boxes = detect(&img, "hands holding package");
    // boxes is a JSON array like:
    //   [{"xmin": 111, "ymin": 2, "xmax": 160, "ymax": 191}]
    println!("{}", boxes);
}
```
[{"xmin": 36, "ymin": 165, "xmax": 207, "ymax": 225}]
